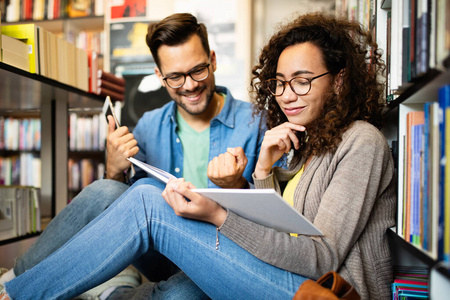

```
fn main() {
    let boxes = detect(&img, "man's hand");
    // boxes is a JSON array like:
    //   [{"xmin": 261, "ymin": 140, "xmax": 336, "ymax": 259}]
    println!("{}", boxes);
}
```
[
  {"xmin": 207, "ymin": 147, "xmax": 248, "ymax": 188},
  {"xmin": 105, "ymin": 115, "xmax": 139, "ymax": 181}
]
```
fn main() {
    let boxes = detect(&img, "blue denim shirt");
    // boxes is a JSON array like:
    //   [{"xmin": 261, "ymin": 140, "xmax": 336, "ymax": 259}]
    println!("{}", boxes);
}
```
[{"xmin": 131, "ymin": 86, "xmax": 266, "ymax": 188}]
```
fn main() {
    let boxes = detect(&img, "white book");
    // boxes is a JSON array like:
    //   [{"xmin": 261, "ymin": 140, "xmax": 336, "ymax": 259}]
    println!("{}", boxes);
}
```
[
  {"xmin": 127, "ymin": 157, "xmax": 176, "ymax": 183},
  {"xmin": 128, "ymin": 157, "xmax": 323, "ymax": 235},
  {"xmin": 193, "ymin": 188, "xmax": 323, "ymax": 235}
]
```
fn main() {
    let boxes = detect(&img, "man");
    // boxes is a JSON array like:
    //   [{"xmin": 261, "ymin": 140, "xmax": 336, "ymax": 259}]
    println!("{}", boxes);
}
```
[{"xmin": 0, "ymin": 13, "xmax": 265, "ymax": 299}]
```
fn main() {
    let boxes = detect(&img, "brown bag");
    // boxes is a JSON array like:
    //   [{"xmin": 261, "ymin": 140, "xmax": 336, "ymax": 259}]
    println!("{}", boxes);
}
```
[{"xmin": 293, "ymin": 271, "xmax": 361, "ymax": 300}]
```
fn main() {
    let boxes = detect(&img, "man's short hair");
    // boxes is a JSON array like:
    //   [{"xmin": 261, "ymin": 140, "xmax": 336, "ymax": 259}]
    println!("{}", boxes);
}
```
[{"xmin": 146, "ymin": 13, "xmax": 211, "ymax": 68}]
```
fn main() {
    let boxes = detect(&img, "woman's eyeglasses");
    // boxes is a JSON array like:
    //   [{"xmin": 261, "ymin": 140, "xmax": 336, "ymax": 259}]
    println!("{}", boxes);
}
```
[
  {"xmin": 265, "ymin": 72, "xmax": 330, "ymax": 96},
  {"xmin": 162, "ymin": 64, "xmax": 210, "ymax": 89}
]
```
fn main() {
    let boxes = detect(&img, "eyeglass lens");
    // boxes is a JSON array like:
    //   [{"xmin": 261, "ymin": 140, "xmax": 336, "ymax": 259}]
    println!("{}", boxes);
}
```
[
  {"xmin": 165, "ymin": 65, "xmax": 209, "ymax": 88},
  {"xmin": 267, "ymin": 77, "xmax": 311, "ymax": 96}
]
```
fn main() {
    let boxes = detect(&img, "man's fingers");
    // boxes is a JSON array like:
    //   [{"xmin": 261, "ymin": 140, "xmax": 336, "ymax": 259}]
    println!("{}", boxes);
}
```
[
  {"xmin": 107, "ymin": 115, "xmax": 116, "ymax": 134},
  {"xmin": 228, "ymin": 147, "xmax": 247, "ymax": 169}
]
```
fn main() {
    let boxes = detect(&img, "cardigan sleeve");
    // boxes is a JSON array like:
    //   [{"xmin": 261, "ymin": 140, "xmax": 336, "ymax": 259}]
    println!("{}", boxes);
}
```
[{"xmin": 218, "ymin": 122, "xmax": 395, "ymax": 279}]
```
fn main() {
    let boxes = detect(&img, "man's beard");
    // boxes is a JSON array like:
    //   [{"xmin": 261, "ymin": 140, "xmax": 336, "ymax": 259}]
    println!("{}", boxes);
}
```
[{"xmin": 175, "ymin": 85, "xmax": 214, "ymax": 115}]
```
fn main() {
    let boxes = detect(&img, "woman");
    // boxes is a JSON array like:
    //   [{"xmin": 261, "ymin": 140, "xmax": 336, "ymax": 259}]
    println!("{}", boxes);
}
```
[{"xmin": 0, "ymin": 12, "xmax": 395, "ymax": 300}]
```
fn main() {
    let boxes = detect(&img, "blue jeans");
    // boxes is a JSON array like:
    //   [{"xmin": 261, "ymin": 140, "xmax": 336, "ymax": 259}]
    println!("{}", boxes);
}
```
[
  {"xmin": 12, "ymin": 178, "xmax": 207, "ymax": 299},
  {"xmin": 109, "ymin": 272, "xmax": 210, "ymax": 300},
  {"xmin": 5, "ymin": 178, "xmax": 307, "ymax": 299},
  {"xmin": 14, "ymin": 179, "xmax": 129, "ymax": 276}
]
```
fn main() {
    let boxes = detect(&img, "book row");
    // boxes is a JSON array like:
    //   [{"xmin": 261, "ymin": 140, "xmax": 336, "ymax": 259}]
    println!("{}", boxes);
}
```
[
  {"xmin": 0, "ymin": 185, "xmax": 41, "ymax": 242},
  {"xmin": 2, "ymin": 0, "xmax": 105, "ymax": 22},
  {"xmin": 1, "ymin": 23, "xmax": 124, "ymax": 99},
  {"xmin": 387, "ymin": 0, "xmax": 450, "ymax": 100},
  {"xmin": 68, "ymin": 158, "xmax": 104, "ymax": 193},
  {"xmin": 0, "ymin": 153, "xmax": 41, "ymax": 188},
  {"xmin": 69, "ymin": 112, "xmax": 107, "ymax": 151},
  {"xmin": 0, "ymin": 117, "xmax": 41, "ymax": 151},
  {"xmin": 400, "ymin": 84, "xmax": 450, "ymax": 263}
]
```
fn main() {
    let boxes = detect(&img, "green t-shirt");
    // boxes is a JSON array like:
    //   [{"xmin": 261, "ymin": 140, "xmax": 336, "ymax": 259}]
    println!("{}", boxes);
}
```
[{"xmin": 176, "ymin": 111, "xmax": 210, "ymax": 188}]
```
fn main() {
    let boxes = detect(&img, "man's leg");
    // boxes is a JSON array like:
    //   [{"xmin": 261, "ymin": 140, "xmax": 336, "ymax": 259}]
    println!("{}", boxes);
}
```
[
  {"xmin": 108, "ymin": 272, "xmax": 210, "ymax": 300},
  {"xmin": 13, "ymin": 179, "xmax": 129, "ymax": 276}
]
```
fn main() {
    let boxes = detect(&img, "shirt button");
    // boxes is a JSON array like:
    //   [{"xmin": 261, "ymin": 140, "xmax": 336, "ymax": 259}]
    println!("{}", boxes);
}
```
[
  {"xmin": 175, "ymin": 167, "xmax": 180, "ymax": 173},
  {"xmin": 176, "ymin": 138, "xmax": 180, "ymax": 143}
]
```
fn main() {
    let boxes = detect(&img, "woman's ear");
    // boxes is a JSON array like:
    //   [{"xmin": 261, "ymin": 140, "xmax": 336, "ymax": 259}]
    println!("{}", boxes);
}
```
[{"xmin": 334, "ymin": 69, "xmax": 345, "ymax": 95}]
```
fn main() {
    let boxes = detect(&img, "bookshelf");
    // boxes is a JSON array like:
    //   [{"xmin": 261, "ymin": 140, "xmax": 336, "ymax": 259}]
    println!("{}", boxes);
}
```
[
  {"xmin": 0, "ymin": 60, "xmax": 103, "ymax": 245},
  {"xmin": 337, "ymin": 0, "xmax": 450, "ymax": 297},
  {"xmin": 339, "ymin": 0, "xmax": 450, "ymax": 297}
]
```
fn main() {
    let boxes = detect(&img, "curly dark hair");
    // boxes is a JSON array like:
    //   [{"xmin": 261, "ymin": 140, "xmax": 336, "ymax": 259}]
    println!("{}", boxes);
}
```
[{"xmin": 251, "ymin": 12, "xmax": 385, "ymax": 162}]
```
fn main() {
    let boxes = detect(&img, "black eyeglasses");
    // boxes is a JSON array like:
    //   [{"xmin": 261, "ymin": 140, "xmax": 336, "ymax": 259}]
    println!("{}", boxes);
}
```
[
  {"xmin": 162, "ymin": 64, "xmax": 210, "ymax": 89},
  {"xmin": 265, "ymin": 72, "xmax": 330, "ymax": 96}
]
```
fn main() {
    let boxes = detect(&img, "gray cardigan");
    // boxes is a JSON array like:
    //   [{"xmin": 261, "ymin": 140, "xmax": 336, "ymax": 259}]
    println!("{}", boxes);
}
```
[{"xmin": 220, "ymin": 121, "xmax": 396, "ymax": 299}]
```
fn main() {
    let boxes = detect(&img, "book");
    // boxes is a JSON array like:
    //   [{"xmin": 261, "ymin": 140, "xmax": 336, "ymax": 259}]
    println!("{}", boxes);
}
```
[
  {"xmin": 445, "ymin": 107, "xmax": 450, "ymax": 263},
  {"xmin": 98, "ymin": 78, "xmax": 126, "ymax": 94},
  {"xmin": 127, "ymin": 156, "xmax": 323, "ymax": 235},
  {"xmin": 97, "ymin": 86, "xmax": 124, "ymax": 102},
  {"xmin": 192, "ymin": 188, "xmax": 323, "ymax": 235},
  {"xmin": 411, "ymin": 123, "xmax": 424, "ymax": 246},
  {"xmin": 97, "ymin": 69, "xmax": 126, "ymax": 86},
  {"xmin": 1, "ymin": 24, "xmax": 39, "ymax": 74},
  {"xmin": 102, "ymin": 96, "xmax": 120, "ymax": 129},
  {"xmin": 438, "ymin": 85, "xmax": 450, "ymax": 260},
  {"xmin": 1, "ymin": 34, "xmax": 30, "ymax": 71},
  {"xmin": 127, "ymin": 157, "xmax": 176, "ymax": 184},
  {"xmin": 405, "ymin": 111, "xmax": 425, "ymax": 241},
  {"xmin": 429, "ymin": 101, "xmax": 440, "ymax": 259}
]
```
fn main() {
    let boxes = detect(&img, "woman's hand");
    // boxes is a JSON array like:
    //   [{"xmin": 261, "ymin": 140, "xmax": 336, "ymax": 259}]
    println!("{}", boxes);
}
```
[
  {"xmin": 254, "ymin": 122, "xmax": 305, "ymax": 179},
  {"xmin": 162, "ymin": 178, "xmax": 227, "ymax": 227},
  {"xmin": 207, "ymin": 147, "xmax": 248, "ymax": 188}
]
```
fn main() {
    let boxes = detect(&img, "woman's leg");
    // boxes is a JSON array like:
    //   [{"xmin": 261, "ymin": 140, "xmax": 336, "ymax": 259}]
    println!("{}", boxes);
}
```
[{"xmin": 5, "ymin": 178, "xmax": 307, "ymax": 300}]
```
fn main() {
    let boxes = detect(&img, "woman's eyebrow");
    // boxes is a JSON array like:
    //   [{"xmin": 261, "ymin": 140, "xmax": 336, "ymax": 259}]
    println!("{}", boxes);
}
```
[{"xmin": 275, "ymin": 70, "xmax": 313, "ymax": 78}]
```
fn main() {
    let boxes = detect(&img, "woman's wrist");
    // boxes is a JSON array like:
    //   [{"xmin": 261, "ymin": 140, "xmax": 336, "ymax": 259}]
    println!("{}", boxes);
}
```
[{"xmin": 254, "ymin": 166, "xmax": 271, "ymax": 179}]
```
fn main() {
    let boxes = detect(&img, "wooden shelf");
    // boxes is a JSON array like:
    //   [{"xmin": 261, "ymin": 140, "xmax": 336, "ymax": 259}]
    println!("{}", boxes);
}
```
[
  {"xmin": 0, "ymin": 62, "xmax": 104, "ymax": 110},
  {"xmin": 5, "ymin": 15, "xmax": 104, "ymax": 33}
]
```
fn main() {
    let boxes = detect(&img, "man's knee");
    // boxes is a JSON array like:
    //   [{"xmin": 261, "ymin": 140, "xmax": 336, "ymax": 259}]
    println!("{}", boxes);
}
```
[{"xmin": 71, "ymin": 179, "xmax": 128, "ymax": 212}]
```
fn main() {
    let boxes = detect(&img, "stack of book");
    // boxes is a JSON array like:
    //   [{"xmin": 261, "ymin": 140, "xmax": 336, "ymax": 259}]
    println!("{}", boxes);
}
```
[
  {"xmin": 0, "ymin": 186, "xmax": 41, "ymax": 241},
  {"xmin": 96, "ymin": 69, "xmax": 125, "ymax": 102},
  {"xmin": 391, "ymin": 266, "xmax": 429, "ymax": 299}
]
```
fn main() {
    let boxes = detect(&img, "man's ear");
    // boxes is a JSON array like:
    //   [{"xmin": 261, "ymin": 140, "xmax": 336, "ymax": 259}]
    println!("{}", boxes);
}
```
[
  {"xmin": 155, "ymin": 67, "xmax": 166, "ymax": 87},
  {"xmin": 210, "ymin": 50, "xmax": 217, "ymax": 72}
]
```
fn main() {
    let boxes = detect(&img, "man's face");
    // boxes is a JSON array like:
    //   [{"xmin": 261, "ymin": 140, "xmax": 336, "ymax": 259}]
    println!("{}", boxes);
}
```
[{"xmin": 155, "ymin": 34, "xmax": 217, "ymax": 116}]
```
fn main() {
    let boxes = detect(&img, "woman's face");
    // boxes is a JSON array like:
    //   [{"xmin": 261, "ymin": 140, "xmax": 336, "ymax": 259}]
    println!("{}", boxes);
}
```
[{"xmin": 274, "ymin": 42, "xmax": 332, "ymax": 127}]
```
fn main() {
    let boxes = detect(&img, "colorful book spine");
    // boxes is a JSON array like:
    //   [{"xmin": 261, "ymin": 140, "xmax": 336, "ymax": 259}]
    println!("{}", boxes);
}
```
[
  {"xmin": 405, "ymin": 111, "xmax": 425, "ymax": 241},
  {"xmin": 438, "ymin": 85, "xmax": 450, "ymax": 261},
  {"xmin": 422, "ymin": 102, "xmax": 431, "ymax": 250},
  {"xmin": 445, "ymin": 107, "xmax": 450, "ymax": 263}
]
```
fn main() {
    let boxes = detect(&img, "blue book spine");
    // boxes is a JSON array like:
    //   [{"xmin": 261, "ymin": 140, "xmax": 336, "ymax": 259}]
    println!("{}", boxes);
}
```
[
  {"xmin": 438, "ymin": 85, "xmax": 450, "ymax": 261},
  {"xmin": 412, "ymin": 124, "xmax": 424, "ymax": 246},
  {"xmin": 422, "ymin": 102, "xmax": 431, "ymax": 250}
]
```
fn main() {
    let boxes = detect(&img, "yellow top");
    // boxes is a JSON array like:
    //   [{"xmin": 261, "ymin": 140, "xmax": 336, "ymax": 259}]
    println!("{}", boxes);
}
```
[{"xmin": 282, "ymin": 165, "xmax": 305, "ymax": 237}]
